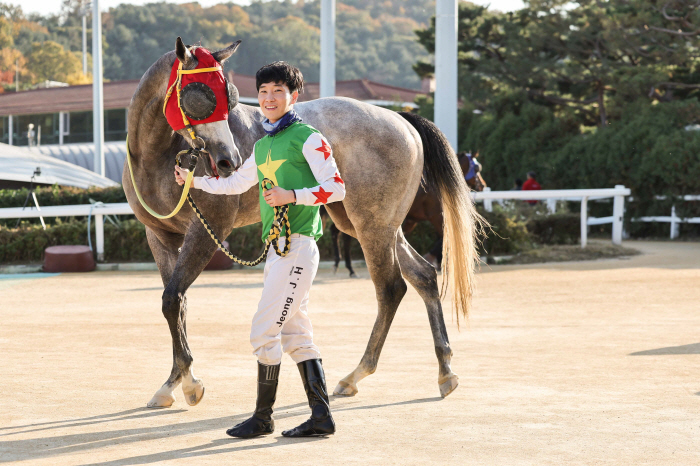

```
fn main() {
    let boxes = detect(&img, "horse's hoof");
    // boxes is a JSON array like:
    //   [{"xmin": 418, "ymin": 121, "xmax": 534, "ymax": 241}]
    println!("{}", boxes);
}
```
[
  {"xmin": 332, "ymin": 265, "xmax": 338, "ymax": 274},
  {"xmin": 333, "ymin": 380, "xmax": 358, "ymax": 396},
  {"xmin": 439, "ymin": 373, "xmax": 459, "ymax": 398},
  {"xmin": 147, "ymin": 393, "xmax": 176, "ymax": 408},
  {"xmin": 183, "ymin": 380, "xmax": 205, "ymax": 406},
  {"xmin": 349, "ymin": 272, "xmax": 358, "ymax": 278}
]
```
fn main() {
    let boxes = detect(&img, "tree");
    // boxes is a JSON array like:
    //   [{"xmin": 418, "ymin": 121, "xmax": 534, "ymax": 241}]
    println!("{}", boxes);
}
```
[
  {"xmin": 25, "ymin": 40, "xmax": 86, "ymax": 84},
  {"xmin": 415, "ymin": 0, "xmax": 700, "ymax": 126}
]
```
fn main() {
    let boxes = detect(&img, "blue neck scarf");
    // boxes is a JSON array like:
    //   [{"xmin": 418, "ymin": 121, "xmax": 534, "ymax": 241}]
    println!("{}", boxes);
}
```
[{"xmin": 262, "ymin": 109, "xmax": 302, "ymax": 136}]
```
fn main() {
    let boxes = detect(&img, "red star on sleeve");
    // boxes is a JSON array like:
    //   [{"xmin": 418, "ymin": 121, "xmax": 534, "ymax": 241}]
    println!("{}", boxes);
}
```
[
  {"xmin": 333, "ymin": 172, "xmax": 344, "ymax": 184},
  {"xmin": 315, "ymin": 139, "xmax": 331, "ymax": 160},
  {"xmin": 312, "ymin": 187, "xmax": 332, "ymax": 204}
]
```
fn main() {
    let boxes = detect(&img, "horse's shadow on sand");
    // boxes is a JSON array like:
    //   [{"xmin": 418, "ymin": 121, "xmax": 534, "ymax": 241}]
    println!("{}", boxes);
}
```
[
  {"xmin": 629, "ymin": 343, "xmax": 700, "ymax": 396},
  {"xmin": 629, "ymin": 342, "xmax": 700, "ymax": 356},
  {"xmin": 0, "ymin": 397, "xmax": 441, "ymax": 464}
]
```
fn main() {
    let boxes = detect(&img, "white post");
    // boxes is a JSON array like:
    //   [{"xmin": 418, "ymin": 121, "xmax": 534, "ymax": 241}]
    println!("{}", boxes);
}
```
[
  {"xmin": 670, "ymin": 205, "xmax": 680, "ymax": 239},
  {"xmin": 434, "ymin": 0, "xmax": 458, "ymax": 150},
  {"xmin": 320, "ymin": 0, "xmax": 336, "ymax": 98},
  {"xmin": 58, "ymin": 111, "xmax": 64, "ymax": 145},
  {"xmin": 7, "ymin": 115, "xmax": 12, "ymax": 145},
  {"xmin": 483, "ymin": 186, "xmax": 493, "ymax": 212},
  {"xmin": 580, "ymin": 196, "xmax": 588, "ymax": 248},
  {"xmin": 92, "ymin": 0, "xmax": 105, "ymax": 176},
  {"xmin": 95, "ymin": 213, "xmax": 104, "ymax": 262},
  {"xmin": 612, "ymin": 185, "xmax": 625, "ymax": 245},
  {"xmin": 546, "ymin": 198, "xmax": 557, "ymax": 214}
]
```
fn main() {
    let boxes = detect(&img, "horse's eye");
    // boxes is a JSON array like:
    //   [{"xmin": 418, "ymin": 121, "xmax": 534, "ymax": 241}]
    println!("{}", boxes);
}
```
[{"xmin": 180, "ymin": 82, "xmax": 217, "ymax": 121}]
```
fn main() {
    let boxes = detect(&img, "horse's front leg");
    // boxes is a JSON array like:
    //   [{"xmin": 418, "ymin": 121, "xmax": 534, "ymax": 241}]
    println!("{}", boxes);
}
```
[{"xmin": 147, "ymin": 224, "xmax": 218, "ymax": 408}]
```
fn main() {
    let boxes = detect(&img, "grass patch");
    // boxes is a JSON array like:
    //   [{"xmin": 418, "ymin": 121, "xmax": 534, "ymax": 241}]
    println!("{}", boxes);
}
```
[{"xmin": 496, "ymin": 243, "xmax": 640, "ymax": 265}]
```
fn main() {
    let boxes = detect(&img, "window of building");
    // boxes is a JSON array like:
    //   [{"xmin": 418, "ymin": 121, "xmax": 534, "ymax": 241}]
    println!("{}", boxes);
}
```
[
  {"xmin": 14, "ymin": 113, "xmax": 59, "ymax": 146},
  {"xmin": 63, "ymin": 111, "xmax": 92, "ymax": 144},
  {"xmin": 105, "ymin": 108, "xmax": 127, "ymax": 142},
  {"xmin": 0, "ymin": 116, "xmax": 8, "ymax": 144}
]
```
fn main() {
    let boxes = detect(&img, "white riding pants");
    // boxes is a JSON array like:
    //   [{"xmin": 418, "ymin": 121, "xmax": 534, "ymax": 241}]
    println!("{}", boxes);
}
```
[{"xmin": 250, "ymin": 233, "xmax": 321, "ymax": 366}]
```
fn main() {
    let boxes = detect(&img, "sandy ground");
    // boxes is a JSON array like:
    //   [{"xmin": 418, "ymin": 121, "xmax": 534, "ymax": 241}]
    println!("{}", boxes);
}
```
[{"xmin": 0, "ymin": 240, "xmax": 699, "ymax": 465}]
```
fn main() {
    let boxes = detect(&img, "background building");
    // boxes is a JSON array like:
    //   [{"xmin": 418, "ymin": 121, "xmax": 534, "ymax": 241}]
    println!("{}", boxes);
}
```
[{"xmin": 0, "ymin": 73, "xmax": 424, "ymax": 183}]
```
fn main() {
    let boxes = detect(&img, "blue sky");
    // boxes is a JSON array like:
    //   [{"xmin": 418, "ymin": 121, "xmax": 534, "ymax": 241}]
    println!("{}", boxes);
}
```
[{"xmin": 17, "ymin": 0, "xmax": 526, "ymax": 18}]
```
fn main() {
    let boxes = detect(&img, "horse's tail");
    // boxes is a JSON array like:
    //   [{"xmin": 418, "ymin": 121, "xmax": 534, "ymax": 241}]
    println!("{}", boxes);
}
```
[{"xmin": 398, "ymin": 111, "xmax": 482, "ymax": 327}]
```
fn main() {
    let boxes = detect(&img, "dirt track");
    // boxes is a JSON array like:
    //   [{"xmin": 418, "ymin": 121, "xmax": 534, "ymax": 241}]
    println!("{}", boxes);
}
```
[{"xmin": 1, "ymin": 240, "xmax": 699, "ymax": 465}]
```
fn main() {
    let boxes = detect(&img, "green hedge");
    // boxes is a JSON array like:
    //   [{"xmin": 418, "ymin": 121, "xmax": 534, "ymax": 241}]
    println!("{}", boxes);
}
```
[
  {"xmin": 0, "ymin": 185, "xmax": 127, "ymax": 208},
  {"xmin": 0, "ymin": 219, "xmax": 151, "ymax": 263}
]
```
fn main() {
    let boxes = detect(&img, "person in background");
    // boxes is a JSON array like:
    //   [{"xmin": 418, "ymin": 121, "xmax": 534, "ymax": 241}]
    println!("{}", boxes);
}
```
[
  {"xmin": 510, "ymin": 178, "xmax": 523, "ymax": 191},
  {"xmin": 521, "ymin": 171, "xmax": 541, "ymax": 205}
]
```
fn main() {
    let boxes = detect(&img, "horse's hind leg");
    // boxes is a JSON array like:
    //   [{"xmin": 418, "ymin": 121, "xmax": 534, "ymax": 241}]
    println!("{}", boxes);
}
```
[
  {"xmin": 396, "ymin": 230, "xmax": 459, "ymax": 397},
  {"xmin": 334, "ymin": 227, "xmax": 407, "ymax": 396},
  {"xmin": 146, "ymin": 226, "xmax": 217, "ymax": 408}
]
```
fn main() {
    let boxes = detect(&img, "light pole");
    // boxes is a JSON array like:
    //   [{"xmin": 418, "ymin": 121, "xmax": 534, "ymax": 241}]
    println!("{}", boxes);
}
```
[
  {"xmin": 320, "ymin": 0, "xmax": 335, "ymax": 98},
  {"xmin": 434, "ymin": 0, "xmax": 458, "ymax": 150},
  {"xmin": 92, "ymin": 0, "xmax": 104, "ymax": 176},
  {"xmin": 81, "ymin": 1, "xmax": 89, "ymax": 75}
]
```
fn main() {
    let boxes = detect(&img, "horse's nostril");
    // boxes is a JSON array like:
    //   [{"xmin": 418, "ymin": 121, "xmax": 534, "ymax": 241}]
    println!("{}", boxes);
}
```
[{"xmin": 217, "ymin": 159, "xmax": 233, "ymax": 170}]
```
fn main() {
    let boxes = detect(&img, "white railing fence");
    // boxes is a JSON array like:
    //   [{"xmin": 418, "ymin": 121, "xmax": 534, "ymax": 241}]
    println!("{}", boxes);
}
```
[
  {"xmin": 472, "ymin": 185, "xmax": 631, "ymax": 248},
  {"xmin": 629, "ymin": 195, "xmax": 700, "ymax": 239},
  {"xmin": 0, "ymin": 203, "xmax": 133, "ymax": 261}
]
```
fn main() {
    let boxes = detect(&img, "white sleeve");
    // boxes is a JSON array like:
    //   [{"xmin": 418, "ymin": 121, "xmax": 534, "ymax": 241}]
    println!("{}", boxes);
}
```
[
  {"xmin": 294, "ymin": 132, "xmax": 346, "ymax": 206},
  {"xmin": 192, "ymin": 152, "xmax": 258, "ymax": 195}
]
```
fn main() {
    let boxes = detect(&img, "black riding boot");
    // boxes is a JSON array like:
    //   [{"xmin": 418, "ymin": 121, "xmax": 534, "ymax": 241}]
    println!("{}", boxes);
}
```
[
  {"xmin": 226, "ymin": 362, "xmax": 280, "ymax": 438},
  {"xmin": 282, "ymin": 359, "xmax": 336, "ymax": 437}
]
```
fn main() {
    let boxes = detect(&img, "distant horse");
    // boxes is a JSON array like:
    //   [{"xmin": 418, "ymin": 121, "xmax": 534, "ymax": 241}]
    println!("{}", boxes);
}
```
[
  {"xmin": 123, "ymin": 38, "xmax": 479, "ymax": 408},
  {"xmin": 319, "ymin": 206, "xmax": 357, "ymax": 277},
  {"xmin": 403, "ymin": 152, "xmax": 486, "ymax": 269}
]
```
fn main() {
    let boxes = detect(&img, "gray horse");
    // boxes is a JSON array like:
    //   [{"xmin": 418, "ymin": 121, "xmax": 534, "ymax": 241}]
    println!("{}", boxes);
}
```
[{"xmin": 123, "ymin": 38, "xmax": 479, "ymax": 408}]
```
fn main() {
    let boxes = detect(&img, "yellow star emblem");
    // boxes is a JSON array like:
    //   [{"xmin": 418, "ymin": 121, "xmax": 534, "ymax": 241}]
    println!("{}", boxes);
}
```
[{"xmin": 258, "ymin": 150, "xmax": 286, "ymax": 187}]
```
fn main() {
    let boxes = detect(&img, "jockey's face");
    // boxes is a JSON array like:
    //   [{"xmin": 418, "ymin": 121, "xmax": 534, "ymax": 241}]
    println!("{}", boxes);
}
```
[{"xmin": 258, "ymin": 81, "xmax": 299, "ymax": 123}]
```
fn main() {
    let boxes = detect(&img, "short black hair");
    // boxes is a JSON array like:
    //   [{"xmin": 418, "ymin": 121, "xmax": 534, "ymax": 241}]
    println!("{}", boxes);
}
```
[
  {"xmin": 527, "ymin": 171, "xmax": 537, "ymax": 179},
  {"xmin": 256, "ymin": 61, "xmax": 304, "ymax": 93}
]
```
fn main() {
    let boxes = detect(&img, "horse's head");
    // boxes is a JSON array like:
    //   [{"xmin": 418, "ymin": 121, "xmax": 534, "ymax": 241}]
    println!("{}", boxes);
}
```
[
  {"xmin": 458, "ymin": 151, "xmax": 486, "ymax": 192},
  {"xmin": 168, "ymin": 37, "xmax": 243, "ymax": 178}
]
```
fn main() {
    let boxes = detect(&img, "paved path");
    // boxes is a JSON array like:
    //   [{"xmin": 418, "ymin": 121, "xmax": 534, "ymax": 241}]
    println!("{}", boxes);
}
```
[{"xmin": 1, "ymin": 241, "xmax": 698, "ymax": 465}]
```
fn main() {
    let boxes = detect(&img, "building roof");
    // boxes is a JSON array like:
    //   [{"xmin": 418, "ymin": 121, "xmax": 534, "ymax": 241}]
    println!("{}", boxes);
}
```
[
  {"xmin": 0, "ymin": 74, "xmax": 424, "ymax": 116},
  {"xmin": 0, "ymin": 80, "xmax": 141, "ymax": 116},
  {"xmin": 37, "ymin": 142, "xmax": 127, "ymax": 184},
  {"xmin": 0, "ymin": 143, "xmax": 118, "ymax": 189}
]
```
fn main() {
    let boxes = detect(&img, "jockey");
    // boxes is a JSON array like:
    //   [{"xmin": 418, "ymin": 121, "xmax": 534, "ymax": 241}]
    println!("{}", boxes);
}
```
[{"xmin": 174, "ymin": 61, "xmax": 345, "ymax": 438}]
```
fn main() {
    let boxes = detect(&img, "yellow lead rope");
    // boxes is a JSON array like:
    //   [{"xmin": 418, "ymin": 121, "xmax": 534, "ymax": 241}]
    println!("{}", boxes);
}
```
[{"xmin": 126, "ymin": 135, "xmax": 195, "ymax": 219}]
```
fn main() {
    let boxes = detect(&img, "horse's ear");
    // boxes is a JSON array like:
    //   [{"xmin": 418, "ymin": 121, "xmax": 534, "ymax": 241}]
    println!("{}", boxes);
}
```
[
  {"xmin": 212, "ymin": 40, "xmax": 242, "ymax": 65},
  {"xmin": 175, "ymin": 37, "xmax": 194, "ymax": 67}
]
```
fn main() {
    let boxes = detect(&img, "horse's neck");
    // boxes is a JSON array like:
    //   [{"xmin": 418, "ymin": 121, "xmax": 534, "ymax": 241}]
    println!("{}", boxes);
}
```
[
  {"xmin": 127, "ymin": 55, "xmax": 182, "ymax": 166},
  {"xmin": 128, "ymin": 101, "xmax": 178, "ymax": 163}
]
